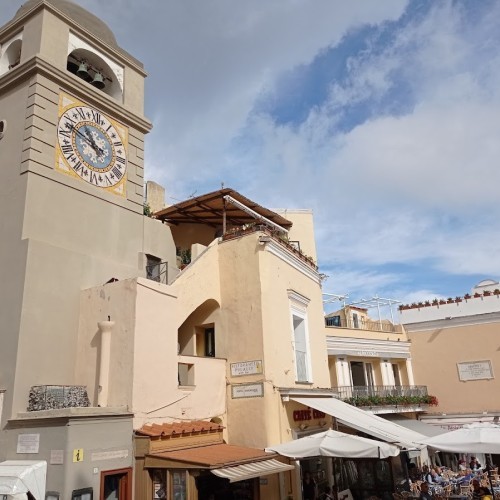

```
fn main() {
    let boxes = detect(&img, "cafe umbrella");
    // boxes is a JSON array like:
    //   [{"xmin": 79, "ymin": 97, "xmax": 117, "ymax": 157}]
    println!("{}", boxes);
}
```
[{"xmin": 265, "ymin": 429, "xmax": 400, "ymax": 459}]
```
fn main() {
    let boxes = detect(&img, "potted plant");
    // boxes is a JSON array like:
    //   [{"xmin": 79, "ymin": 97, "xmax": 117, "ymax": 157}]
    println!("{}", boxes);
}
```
[
  {"xmin": 483, "ymin": 290, "xmax": 492, "ymax": 296},
  {"xmin": 455, "ymin": 296, "xmax": 462, "ymax": 303},
  {"xmin": 439, "ymin": 299, "xmax": 446, "ymax": 305},
  {"xmin": 447, "ymin": 297, "xmax": 454, "ymax": 304},
  {"xmin": 494, "ymin": 289, "xmax": 500, "ymax": 296},
  {"xmin": 432, "ymin": 298, "xmax": 439, "ymax": 306},
  {"xmin": 474, "ymin": 292, "xmax": 481, "ymax": 298},
  {"xmin": 464, "ymin": 293, "xmax": 471, "ymax": 299}
]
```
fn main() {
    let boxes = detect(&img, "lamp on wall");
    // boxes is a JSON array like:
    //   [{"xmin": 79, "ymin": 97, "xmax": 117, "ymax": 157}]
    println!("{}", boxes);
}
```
[
  {"xmin": 319, "ymin": 420, "xmax": 327, "ymax": 428},
  {"xmin": 299, "ymin": 423, "xmax": 309, "ymax": 431}
]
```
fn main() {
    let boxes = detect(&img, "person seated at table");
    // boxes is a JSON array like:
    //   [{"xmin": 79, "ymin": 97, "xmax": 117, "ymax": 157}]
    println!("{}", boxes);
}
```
[
  {"xmin": 456, "ymin": 469, "xmax": 475, "ymax": 484},
  {"xmin": 458, "ymin": 459, "xmax": 467, "ymax": 471},
  {"xmin": 426, "ymin": 468, "xmax": 445, "ymax": 485},
  {"xmin": 471, "ymin": 479, "xmax": 490, "ymax": 500},
  {"xmin": 479, "ymin": 487, "xmax": 492, "ymax": 500},
  {"xmin": 470, "ymin": 457, "xmax": 482, "ymax": 471},
  {"xmin": 420, "ymin": 482, "xmax": 433, "ymax": 500}
]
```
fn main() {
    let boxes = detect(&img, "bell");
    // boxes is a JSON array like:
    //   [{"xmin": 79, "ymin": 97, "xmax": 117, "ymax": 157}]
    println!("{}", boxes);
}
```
[
  {"xmin": 91, "ymin": 71, "xmax": 105, "ymax": 90},
  {"xmin": 76, "ymin": 62, "xmax": 90, "ymax": 81}
]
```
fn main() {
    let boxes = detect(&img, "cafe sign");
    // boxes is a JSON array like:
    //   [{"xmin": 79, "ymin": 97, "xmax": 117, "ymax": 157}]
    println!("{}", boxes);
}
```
[{"xmin": 230, "ymin": 360, "xmax": 263, "ymax": 377}]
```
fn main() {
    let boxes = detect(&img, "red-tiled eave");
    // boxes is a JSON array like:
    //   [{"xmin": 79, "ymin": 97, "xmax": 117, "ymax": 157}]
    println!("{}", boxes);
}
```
[{"xmin": 136, "ymin": 420, "xmax": 224, "ymax": 438}]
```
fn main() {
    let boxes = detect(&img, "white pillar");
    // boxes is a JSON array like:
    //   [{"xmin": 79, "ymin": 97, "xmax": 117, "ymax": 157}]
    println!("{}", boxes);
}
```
[
  {"xmin": 406, "ymin": 358, "xmax": 415, "ymax": 386},
  {"xmin": 98, "ymin": 320, "xmax": 115, "ymax": 407}
]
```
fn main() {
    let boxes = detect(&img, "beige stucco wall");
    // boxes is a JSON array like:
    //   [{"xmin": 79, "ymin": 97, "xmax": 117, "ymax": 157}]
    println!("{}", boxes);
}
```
[
  {"xmin": 275, "ymin": 209, "xmax": 318, "ymax": 262},
  {"xmin": 407, "ymin": 321, "xmax": 500, "ymax": 414},
  {"xmin": 76, "ymin": 277, "xmax": 227, "ymax": 429}
]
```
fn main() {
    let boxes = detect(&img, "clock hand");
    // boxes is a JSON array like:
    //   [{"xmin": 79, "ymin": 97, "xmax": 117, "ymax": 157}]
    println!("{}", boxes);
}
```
[{"xmin": 83, "ymin": 125, "xmax": 104, "ymax": 157}]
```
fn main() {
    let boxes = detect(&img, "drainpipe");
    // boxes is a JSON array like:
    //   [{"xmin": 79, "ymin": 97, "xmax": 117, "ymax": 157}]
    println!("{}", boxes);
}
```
[{"xmin": 98, "ymin": 318, "xmax": 115, "ymax": 407}]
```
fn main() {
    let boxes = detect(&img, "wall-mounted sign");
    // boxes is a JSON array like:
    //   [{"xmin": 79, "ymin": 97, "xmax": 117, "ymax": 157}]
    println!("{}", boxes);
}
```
[
  {"xmin": 457, "ymin": 360, "xmax": 493, "ymax": 381},
  {"xmin": 356, "ymin": 350, "xmax": 380, "ymax": 357},
  {"xmin": 50, "ymin": 449, "xmax": 64, "ymax": 465},
  {"xmin": 91, "ymin": 449, "xmax": 129, "ymax": 461},
  {"xmin": 17, "ymin": 434, "xmax": 40, "ymax": 454},
  {"xmin": 230, "ymin": 360, "xmax": 263, "ymax": 377},
  {"xmin": 293, "ymin": 409, "xmax": 326, "ymax": 421},
  {"xmin": 231, "ymin": 383, "xmax": 264, "ymax": 399},
  {"xmin": 73, "ymin": 448, "xmax": 84, "ymax": 462}
]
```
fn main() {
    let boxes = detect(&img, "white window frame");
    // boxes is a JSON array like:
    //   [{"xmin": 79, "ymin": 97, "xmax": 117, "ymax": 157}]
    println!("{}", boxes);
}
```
[{"xmin": 288, "ymin": 290, "xmax": 312, "ymax": 383}]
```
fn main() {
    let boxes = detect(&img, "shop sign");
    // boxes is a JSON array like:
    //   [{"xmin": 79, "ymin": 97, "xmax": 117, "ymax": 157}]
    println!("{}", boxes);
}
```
[
  {"xmin": 356, "ymin": 350, "xmax": 380, "ymax": 357},
  {"xmin": 230, "ymin": 360, "xmax": 263, "ymax": 376},
  {"xmin": 457, "ymin": 360, "xmax": 493, "ymax": 381},
  {"xmin": 293, "ymin": 408, "xmax": 326, "ymax": 421},
  {"xmin": 231, "ymin": 382, "xmax": 264, "ymax": 399}
]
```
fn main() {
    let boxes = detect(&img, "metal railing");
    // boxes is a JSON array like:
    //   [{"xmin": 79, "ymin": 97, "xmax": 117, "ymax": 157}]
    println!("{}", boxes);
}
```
[
  {"xmin": 146, "ymin": 261, "xmax": 168, "ymax": 284},
  {"xmin": 335, "ymin": 385, "xmax": 428, "ymax": 400},
  {"xmin": 325, "ymin": 316, "xmax": 403, "ymax": 333},
  {"xmin": 28, "ymin": 385, "xmax": 90, "ymax": 411}
]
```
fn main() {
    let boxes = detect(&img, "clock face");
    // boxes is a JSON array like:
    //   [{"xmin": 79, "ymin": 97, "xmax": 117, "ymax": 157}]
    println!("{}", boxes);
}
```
[{"xmin": 57, "ymin": 105, "xmax": 127, "ymax": 188}]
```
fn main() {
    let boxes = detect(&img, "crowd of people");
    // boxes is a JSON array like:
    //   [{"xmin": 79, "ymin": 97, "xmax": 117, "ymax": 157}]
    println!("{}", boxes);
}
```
[{"xmin": 407, "ymin": 458, "xmax": 497, "ymax": 500}]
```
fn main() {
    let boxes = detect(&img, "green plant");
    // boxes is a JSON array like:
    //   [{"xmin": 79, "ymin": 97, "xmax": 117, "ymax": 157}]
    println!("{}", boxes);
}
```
[
  {"xmin": 180, "ymin": 249, "xmax": 191, "ymax": 265},
  {"xmin": 344, "ymin": 394, "xmax": 438, "ymax": 408},
  {"xmin": 143, "ymin": 202, "xmax": 152, "ymax": 217}
]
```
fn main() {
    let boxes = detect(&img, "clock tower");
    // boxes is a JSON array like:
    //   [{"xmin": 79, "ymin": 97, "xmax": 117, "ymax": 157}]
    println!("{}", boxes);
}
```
[{"xmin": 0, "ymin": 0, "xmax": 169, "ymax": 475}]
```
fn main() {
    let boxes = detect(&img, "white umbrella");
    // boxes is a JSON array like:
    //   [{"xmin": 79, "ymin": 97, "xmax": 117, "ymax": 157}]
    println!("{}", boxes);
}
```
[
  {"xmin": 265, "ymin": 430, "xmax": 400, "ymax": 459},
  {"xmin": 0, "ymin": 461, "xmax": 47, "ymax": 500},
  {"xmin": 422, "ymin": 422, "xmax": 500, "ymax": 454}
]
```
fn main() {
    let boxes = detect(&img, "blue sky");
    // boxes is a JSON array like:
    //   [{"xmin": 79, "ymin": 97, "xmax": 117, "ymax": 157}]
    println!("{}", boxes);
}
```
[{"xmin": 2, "ymin": 0, "xmax": 500, "ymax": 312}]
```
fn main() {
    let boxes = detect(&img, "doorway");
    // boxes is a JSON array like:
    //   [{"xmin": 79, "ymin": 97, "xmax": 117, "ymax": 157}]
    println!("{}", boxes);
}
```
[{"xmin": 100, "ymin": 468, "xmax": 132, "ymax": 500}]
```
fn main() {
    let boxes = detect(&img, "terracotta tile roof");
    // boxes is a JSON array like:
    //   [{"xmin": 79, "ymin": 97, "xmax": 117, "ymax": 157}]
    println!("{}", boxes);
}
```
[
  {"xmin": 136, "ymin": 420, "xmax": 223, "ymax": 438},
  {"xmin": 149, "ymin": 443, "xmax": 275, "ymax": 468}
]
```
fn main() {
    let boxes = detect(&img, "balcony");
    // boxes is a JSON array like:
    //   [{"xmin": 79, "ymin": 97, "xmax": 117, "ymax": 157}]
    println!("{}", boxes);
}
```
[
  {"xmin": 28, "ymin": 385, "xmax": 90, "ymax": 411},
  {"xmin": 325, "ymin": 316, "xmax": 403, "ymax": 334},
  {"xmin": 334, "ymin": 385, "xmax": 437, "ymax": 409},
  {"xmin": 222, "ymin": 224, "xmax": 318, "ymax": 271}
]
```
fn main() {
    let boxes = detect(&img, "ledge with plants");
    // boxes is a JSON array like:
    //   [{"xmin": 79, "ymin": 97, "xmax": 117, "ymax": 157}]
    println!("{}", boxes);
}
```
[
  {"xmin": 399, "ymin": 290, "xmax": 500, "ymax": 311},
  {"xmin": 343, "ymin": 394, "xmax": 439, "ymax": 408}
]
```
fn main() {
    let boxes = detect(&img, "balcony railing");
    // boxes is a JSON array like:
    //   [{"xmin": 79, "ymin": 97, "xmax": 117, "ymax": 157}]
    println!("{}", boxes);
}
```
[
  {"xmin": 325, "ymin": 316, "xmax": 403, "ymax": 334},
  {"xmin": 336, "ymin": 385, "xmax": 428, "ymax": 400},
  {"xmin": 28, "ymin": 385, "xmax": 90, "ymax": 411},
  {"xmin": 222, "ymin": 224, "xmax": 318, "ymax": 270}
]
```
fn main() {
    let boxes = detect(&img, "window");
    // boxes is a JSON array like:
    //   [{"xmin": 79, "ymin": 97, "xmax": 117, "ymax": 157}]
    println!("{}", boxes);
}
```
[
  {"xmin": 204, "ymin": 328, "xmax": 215, "ymax": 357},
  {"xmin": 288, "ymin": 290, "xmax": 312, "ymax": 383},
  {"xmin": 146, "ymin": 255, "xmax": 162, "ymax": 282},
  {"xmin": 100, "ymin": 468, "xmax": 132, "ymax": 500},
  {"xmin": 178, "ymin": 363, "xmax": 194, "ymax": 386},
  {"xmin": 352, "ymin": 313, "xmax": 359, "ymax": 329},
  {"xmin": 325, "ymin": 315, "xmax": 341, "ymax": 327},
  {"xmin": 392, "ymin": 363, "xmax": 401, "ymax": 387},
  {"xmin": 71, "ymin": 488, "xmax": 92, "ymax": 500},
  {"xmin": 170, "ymin": 471, "xmax": 187, "ymax": 499}
]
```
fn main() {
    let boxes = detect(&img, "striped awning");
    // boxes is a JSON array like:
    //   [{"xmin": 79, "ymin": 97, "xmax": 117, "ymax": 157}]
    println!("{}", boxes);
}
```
[{"xmin": 211, "ymin": 458, "xmax": 295, "ymax": 483}]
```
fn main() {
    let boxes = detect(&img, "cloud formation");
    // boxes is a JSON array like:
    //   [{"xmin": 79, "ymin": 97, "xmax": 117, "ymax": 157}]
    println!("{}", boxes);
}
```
[{"xmin": 1, "ymin": 0, "xmax": 498, "ymax": 303}]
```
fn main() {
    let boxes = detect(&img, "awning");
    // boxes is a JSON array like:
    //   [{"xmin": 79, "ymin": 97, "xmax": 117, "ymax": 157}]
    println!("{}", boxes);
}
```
[
  {"xmin": 145, "ymin": 443, "xmax": 293, "ymax": 482},
  {"xmin": 211, "ymin": 458, "xmax": 294, "ymax": 483},
  {"xmin": 383, "ymin": 415, "xmax": 447, "ymax": 437},
  {"xmin": 0, "ymin": 461, "xmax": 47, "ymax": 500},
  {"xmin": 292, "ymin": 397, "xmax": 427, "ymax": 449},
  {"xmin": 153, "ymin": 188, "xmax": 293, "ymax": 229}
]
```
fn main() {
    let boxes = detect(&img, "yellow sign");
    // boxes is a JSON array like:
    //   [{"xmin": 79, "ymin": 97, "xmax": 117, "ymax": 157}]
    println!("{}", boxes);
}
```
[{"xmin": 73, "ymin": 448, "xmax": 84, "ymax": 462}]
